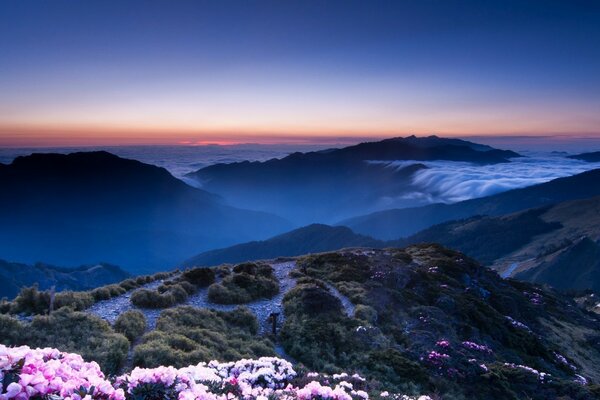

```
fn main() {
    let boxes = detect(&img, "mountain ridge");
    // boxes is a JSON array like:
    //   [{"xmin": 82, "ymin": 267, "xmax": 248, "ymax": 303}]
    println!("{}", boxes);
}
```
[
  {"xmin": 185, "ymin": 136, "xmax": 520, "ymax": 224},
  {"xmin": 342, "ymin": 168, "xmax": 600, "ymax": 239},
  {"xmin": 0, "ymin": 151, "xmax": 291, "ymax": 272}
]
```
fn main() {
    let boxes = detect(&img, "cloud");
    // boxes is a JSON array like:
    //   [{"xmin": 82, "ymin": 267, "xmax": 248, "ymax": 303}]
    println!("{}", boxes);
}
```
[{"xmin": 380, "ymin": 152, "xmax": 600, "ymax": 205}]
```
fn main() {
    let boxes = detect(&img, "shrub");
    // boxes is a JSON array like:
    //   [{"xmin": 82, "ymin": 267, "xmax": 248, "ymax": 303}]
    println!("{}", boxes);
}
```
[
  {"xmin": 53, "ymin": 291, "xmax": 95, "ymax": 311},
  {"xmin": 11, "ymin": 285, "xmax": 51, "ymax": 314},
  {"xmin": 91, "ymin": 287, "xmax": 112, "ymax": 301},
  {"xmin": 207, "ymin": 263, "xmax": 279, "ymax": 304},
  {"xmin": 114, "ymin": 310, "xmax": 147, "ymax": 342},
  {"xmin": 0, "ymin": 298, "xmax": 11, "ymax": 314},
  {"xmin": 0, "ymin": 314, "xmax": 25, "ymax": 344},
  {"xmin": 0, "ymin": 308, "xmax": 128, "ymax": 374},
  {"xmin": 133, "ymin": 306, "xmax": 274, "ymax": 368},
  {"xmin": 355, "ymin": 304, "xmax": 378, "ymax": 323},
  {"xmin": 131, "ymin": 289, "xmax": 176, "ymax": 308},
  {"xmin": 181, "ymin": 267, "xmax": 215, "ymax": 286}
]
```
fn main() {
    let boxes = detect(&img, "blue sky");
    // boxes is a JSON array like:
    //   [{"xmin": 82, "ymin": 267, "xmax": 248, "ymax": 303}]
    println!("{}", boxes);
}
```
[{"xmin": 1, "ymin": 0, "xmax": 599, "ymax": 145}]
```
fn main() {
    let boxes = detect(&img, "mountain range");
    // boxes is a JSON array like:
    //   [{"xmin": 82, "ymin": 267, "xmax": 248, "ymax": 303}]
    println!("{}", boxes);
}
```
[
  {"xmin": 0, "ymin": 151, "xmax": 290, "ymax": 272},
  {"xmin": 342, "ymin": 168, "xmax": 600, "ymax": 239},
  {"xmin": 185, "ymin": 172, "xmax": 600, "ymax": 292},
  {"xmin": 186, "ymin": 136, "xmax": 520, "ymax": 224},
  {"xmin": 568, "ymin": 151, "xmax": 600, "ymax": 162},
  {"xmin": 0, "ymin": 260, "xmax": 130, "ymax": 299}
]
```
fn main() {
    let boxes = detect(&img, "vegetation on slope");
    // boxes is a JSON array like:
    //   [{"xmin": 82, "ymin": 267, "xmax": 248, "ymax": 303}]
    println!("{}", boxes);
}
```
[
  {"xmin": 395, "ymin": 207, "xmax": 561, "ymax": 264},
  {"xmin": 130, "ymin": 267, "xmax": 215, "ymax": 309},
  {"xmin": 281, "ymin": 246, "xmax": 600, "ymax": 399},
  {"xmin": 0, "ymin": 308, "xmax": 128, "ymax": 375},
  {"xmin": 207, "ymin": 263, "xmax": 279, "ymax": 304},
  {"xmin": 3, "ymin": 271, "xmax": 174, "ymax": 315},
  {"xmin": 132, "ymin": 305, "xmax": 276, "ymax": 368}
]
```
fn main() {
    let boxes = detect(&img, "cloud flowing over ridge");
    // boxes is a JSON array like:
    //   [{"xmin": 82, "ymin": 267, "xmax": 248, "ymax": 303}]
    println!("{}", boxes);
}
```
[{"xmin": 381, "ymin": 153, "xmax": 600, "ymax": 206}]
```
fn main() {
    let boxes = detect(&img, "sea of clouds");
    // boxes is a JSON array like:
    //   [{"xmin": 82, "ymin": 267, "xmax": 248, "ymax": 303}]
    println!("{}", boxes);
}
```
[
  {"xmin": 2, "ymin": 146, "xmax": 600, "ymax": 209},
  {"xmin": 381, "ymin": 151, "xmax": 600, "ymax": 205}
]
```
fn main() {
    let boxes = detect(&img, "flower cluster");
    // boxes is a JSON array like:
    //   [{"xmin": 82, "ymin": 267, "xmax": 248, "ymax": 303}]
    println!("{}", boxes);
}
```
[
  {"xmin": 0, "ymin": 345, "xmax": 124, "ymax": 400},
  {"xmin": 553, "ymin": 353, "xmax": 576, "ymax": 371},
  {"xmin": 1, "ymin": 345, "xmax": 432, "ymax": 400},
  {"xmin": 461, "ymin": 341, "xmax": 492, "ymax": 354},
  {"xmin": 523, "ymin": 291, "xmax": 543, "ymax": 305},
  {"xmin": 504, "ymin": 315, "xmax": 531, "ymax": 331},
  {"xmin": 503, "ymin": 363, "xmax": 550, "ymax": 382},
  {"xmin": 423, "ymin": 351, "xmax": 450, "ymax": 367}
]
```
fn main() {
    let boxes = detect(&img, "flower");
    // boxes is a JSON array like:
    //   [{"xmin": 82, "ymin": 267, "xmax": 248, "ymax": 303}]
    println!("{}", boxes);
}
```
[{"xmin": 0, "ymin": 345, "xmax": 431, "ymax": 400}]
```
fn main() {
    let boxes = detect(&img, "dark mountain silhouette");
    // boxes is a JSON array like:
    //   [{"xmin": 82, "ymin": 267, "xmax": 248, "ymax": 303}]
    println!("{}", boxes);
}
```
[
  {"xmin": 185, "ymin": 136, "xmax": 520, "ymax": 224},
  {"xmin": 0, "ymin": 151, "xmax": 291, "ymax": 272},
  {"xmin": 183, "ymin": 224, "xmax": 383, "ymax": 266},
  {"xmin": 0, "ymin": 260, "xmax": 130, "ymax": 299},
  {"xmin": 568, "ymin": 151, "xmax": 600, "ymax": 162},
  {"xmin": 342, "ymin": 168, "xmax": 600, "ymax": 239}
]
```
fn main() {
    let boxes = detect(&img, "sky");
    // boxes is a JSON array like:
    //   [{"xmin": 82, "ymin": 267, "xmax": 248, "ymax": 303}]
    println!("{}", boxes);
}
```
[{"xmin": 1, "ymin": 0, "xmax": 600, "ymax": 146}]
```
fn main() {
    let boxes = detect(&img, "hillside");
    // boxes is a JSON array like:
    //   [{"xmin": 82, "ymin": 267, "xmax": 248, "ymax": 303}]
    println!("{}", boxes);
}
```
[
  {"xmin": 343, "ymin": 168, "xmax": 600, "ymax": 239},
  {"xmin": 2, "ymin": 245, "xmax": 599, "ymax": 400},
  {"xmin": 390, "ymin": 196, "xmax": 600, "ymax": 290},
  {"xmin": 185, "ymin": 136, "xmax": 519, "ymax": 224},
  {"xmin": 0, "ymin": 260, "xmax": 130, "ymax": 299},
  {"xmin": 183, "ymin": 224, "xmax": 383, "ymax": 266},
  {"xmin": 568, "ymin": 151, "xmax": 600, "ymax": 162},
  {"xmin": 183, "ymin": 195, "xmax": 600, "ymax": 292},
  {"xmin": 0, "ymin": 151, "xmax": 291, "ymax": 272}
]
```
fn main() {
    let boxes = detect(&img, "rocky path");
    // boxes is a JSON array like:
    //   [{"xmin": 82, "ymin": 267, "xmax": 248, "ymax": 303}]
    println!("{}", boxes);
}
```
[
  {"xmin": 324, "ymin": 282, "xmax": 355, "ymax": 317},
  {"xmin": 87, "ymin": 279, "xmax": 166, "ymax": 327},
  {"xmin": 184, "ymin": 261, "xmax": 297, "ymax": 334},
  {"xmin": 87, "ymin": 260, "xmax": 355, "ymax": 365},
  {"xmin": 88, "ymin": 262, "xmax": 297, "ymax": 334}
]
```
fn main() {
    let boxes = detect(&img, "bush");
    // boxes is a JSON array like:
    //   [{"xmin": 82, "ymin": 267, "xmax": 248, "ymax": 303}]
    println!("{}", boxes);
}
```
[
  {"xmin": 133, "ymin": 306, "xmax": 274, "ymax": 368},
  {"xmin": 53, "ymin": 291, "xmax": 95, "ymax": 311},
  {"xmin": 181, "ymin": 267, "xmax": 215, "ymax": 286},
  {"xmin": 0, "ymin": 314, "xmax": 25, "ymax": 344},
  {"xmin": 131, "ymin": 289, "xmax": 176, "ymax": 308},
  {"xmin": 0, "ymin": 308, "xmax": 128, "ymax": 374},
  {"xmin": 114, "ymin": 310, "xmax": 147, "ymax": 341},
  {"xmin": 91, "ymin": 287, "xmax": 112, "ymax": 301},
  {"xmin": 11, "ymin": 285, "xmax": 51, "ymax": 314},
  {"xmin": 354, "ymin": 304, "xmax": 378, "ymax": 323},
  {"xmin": 207, "ymin": 263, "xmax": 279, "ymax": 304}
]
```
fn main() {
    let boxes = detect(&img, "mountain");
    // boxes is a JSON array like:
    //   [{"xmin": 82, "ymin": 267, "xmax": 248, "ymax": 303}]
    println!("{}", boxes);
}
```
[
  {"xmin": 4, "ymin": 245, "xmax": 600, "ymax": 400},
  {"xmin": 389, "ymin": 195, "xmax": 600, "ymax": 290},
  {"xmin": 0, "ymin": 151, "xmax": 291, "ymax": 272},
  {"xmin": 0, "ymin": 260, "xmax": 130, "ymax": 299},
  {"xmin": 568, "ymin": 151, "xmax": 600, "ymax": 162},
  {"xmin": 343, "ymin": 168, "xmax": 600, "ymax": 239},
  {"xmin": 515, "ymin": 237, "xmax": 600, "ymax": 291},
  {"xmin": 187, "ymin": 191, "xmax": 600, "ymax": 292},
  {"xmin": 185, "ymin": 136, "xmax": 520, "ymax": 224},
  {"xmin": 183, "ymin": 224, "xmax": 383, "ymax": 266}
]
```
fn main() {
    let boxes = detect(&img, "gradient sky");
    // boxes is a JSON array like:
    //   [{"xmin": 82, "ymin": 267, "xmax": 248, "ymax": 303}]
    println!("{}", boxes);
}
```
[{"xmin": 1, "ymin": 0, "xmax": 600, "ymax": 146}]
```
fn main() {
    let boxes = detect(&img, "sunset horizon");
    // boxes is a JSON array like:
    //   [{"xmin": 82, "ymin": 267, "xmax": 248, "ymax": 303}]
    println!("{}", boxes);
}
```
[{"xmin": 2, "ymin": 1, "xmax": 600, "ymax": 148}]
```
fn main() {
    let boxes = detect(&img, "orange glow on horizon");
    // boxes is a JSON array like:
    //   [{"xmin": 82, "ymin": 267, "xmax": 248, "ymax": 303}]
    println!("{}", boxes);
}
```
[{"xmin": 1, "ymin": 122, "xmax": 600, "ymax": 148}]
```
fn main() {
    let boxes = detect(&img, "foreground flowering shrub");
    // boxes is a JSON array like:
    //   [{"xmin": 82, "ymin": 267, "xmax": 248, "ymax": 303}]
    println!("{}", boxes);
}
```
[
  {"xmin": 1, "ymin": 345, "xmax": 430, "ymax": 400},
  {"xmin": 0, "ymin": 345, "xmax": 124, "ymax": 400}
]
